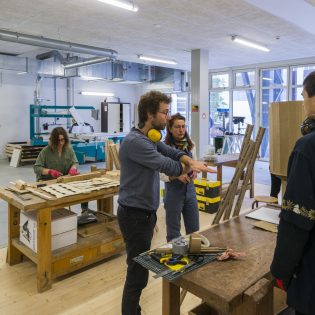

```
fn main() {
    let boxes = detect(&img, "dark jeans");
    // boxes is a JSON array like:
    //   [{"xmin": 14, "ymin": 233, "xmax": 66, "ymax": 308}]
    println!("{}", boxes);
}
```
[
  {"xmin": 164, "ymin": 182, "xmax": 199, "ymax": 242},
  {"xmin": 81, "ymin": 202, "xmax": 89, "ymax": 210},
  {"xmin": 117, "ymin": 205, "xmax": 157, "ymax": 315},
  {"xmin": 270, "ymin": 172, "xmax": 281, "ymax": 198}
]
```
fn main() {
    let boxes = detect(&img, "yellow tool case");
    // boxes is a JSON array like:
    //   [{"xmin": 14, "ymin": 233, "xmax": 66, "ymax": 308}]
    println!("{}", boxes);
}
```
[
  {"xmin": 194, "ymin": 179, "xmax": 220, "ymax": 198},
  {"xmin": 196, "ymin": 195, "xmax": 221, "ymax": 214}
]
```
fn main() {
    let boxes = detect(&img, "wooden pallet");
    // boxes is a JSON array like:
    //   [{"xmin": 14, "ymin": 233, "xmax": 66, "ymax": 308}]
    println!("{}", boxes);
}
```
[{"xmin": 5, "ymin": 142, "xmax": 45, "ymax": 165}]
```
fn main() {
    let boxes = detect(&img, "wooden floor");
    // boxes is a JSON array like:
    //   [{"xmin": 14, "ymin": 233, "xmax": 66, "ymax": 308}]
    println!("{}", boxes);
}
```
[{"xmin": 0, "ymin": 184, "xmax": 270, "ymax": 315}]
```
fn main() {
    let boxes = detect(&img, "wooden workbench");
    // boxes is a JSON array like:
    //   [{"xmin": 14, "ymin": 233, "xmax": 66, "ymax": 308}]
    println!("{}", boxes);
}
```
[
  {"xmin": 0, "ymin": 179, "xmax": 125, "ymax": 293},
  {"xmin": 162, "ymin": 214, "xmax": 278, "ymax": 315},
  {"xmin": 203, "ymin": 153, "xmax": 254, "ymax": 198}
]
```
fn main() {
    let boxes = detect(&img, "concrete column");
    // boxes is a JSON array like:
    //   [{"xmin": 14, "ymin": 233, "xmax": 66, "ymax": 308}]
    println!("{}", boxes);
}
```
[{"xmin": 190, "ymin": 49, "xmax": 209, "ymax": 159}]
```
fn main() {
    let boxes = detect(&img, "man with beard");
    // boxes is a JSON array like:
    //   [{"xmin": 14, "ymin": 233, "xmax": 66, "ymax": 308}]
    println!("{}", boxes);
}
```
[{"xmin": 117, "ymin": 91, "xmax": 215, "ymax": 315}]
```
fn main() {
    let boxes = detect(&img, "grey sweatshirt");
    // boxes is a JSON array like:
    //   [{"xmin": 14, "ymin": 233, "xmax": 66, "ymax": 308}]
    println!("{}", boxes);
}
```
[{"xmin": 118, "ymin": 128, "xmax": 185, "ymax": 212}]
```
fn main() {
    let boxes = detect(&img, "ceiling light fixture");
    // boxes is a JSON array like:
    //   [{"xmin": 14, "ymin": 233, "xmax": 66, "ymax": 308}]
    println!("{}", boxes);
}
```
[
  {"xmin": 81, "ymin": 91, "xmax": 114, "ymax": 97},
  {"xmin": 138, "ymin": 55, "xmax": 177, "ymax": 65},
  {"xmin": 231, "ymin": 35, "xmax": 270, "ymax": 52},
  {"xmin": 97, "ymin": 0, "xmax": 138, "ymax": 12}
]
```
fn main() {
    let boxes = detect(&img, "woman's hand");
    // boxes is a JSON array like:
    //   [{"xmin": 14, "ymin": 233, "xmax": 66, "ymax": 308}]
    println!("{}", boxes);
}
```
[
  {"xmin": 68, "ymin": 168, "xmax": 79, "ymax": 176},
  {"xmin": 189, "ymin": 160, "xmax": 216, "ymax": 174},
  {"xmin": 48, "ymin": 169, "xmax": 62, "ymax": 178}
]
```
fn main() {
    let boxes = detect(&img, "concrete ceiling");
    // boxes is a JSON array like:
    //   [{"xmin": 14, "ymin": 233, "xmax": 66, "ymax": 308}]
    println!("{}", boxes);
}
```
[{"xmin": 0, "ymin": 0, "xmax": 315, "ymax": 70}]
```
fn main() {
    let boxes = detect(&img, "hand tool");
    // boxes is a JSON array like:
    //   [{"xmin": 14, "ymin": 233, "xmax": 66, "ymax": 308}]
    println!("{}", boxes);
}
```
[{"xmin": 160, "ymin": 255, "xmax": 188, "ymax": 266}]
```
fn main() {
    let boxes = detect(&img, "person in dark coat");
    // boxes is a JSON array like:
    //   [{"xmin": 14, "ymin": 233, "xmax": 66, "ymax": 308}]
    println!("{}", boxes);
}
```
[{"xmin": 271, "ymin": 71, "xmax": 315, "ymax": 315}]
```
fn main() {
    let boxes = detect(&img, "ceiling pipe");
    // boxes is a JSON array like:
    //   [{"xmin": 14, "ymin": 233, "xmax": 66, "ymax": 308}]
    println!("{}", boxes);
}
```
[
  {"xmin": 0, "ymin": 29, "xmax": 118, "ymax": 59},
  {"xmin": 63, "ymin": 56, "xmax": 112, "ymax": 69}
]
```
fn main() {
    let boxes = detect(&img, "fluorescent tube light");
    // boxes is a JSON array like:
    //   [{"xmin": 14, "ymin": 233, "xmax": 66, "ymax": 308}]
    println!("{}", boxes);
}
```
[
  {"xmin": 231, "ymin": 35, "xmax": 270, "ymax": 52},
  {"xmin": 138, "ymin": 55, "xmax": 177, "ymax": 65},
  {"xmin": 81, "ymin": 91, "xmax": 114, "ymax": 96},
  {"xmin": 262, "ymin": 77, "xmax": 272, "ymax": 81},
  {"xmin": 97, "ymin": 0, "xmax": 138, "ymax": 12}
]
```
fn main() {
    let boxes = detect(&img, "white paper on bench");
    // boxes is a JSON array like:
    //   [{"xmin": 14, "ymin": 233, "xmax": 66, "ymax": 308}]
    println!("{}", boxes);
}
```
[{"xmin": 245, "ymin": 207, "xmax": 280, "ymax": 225}]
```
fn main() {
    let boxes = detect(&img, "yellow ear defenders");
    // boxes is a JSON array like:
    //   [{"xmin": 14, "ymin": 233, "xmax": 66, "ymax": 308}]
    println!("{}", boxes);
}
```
[{"xmin": 147, "ymin": 129, "xmax": 162, "ymax": 142}]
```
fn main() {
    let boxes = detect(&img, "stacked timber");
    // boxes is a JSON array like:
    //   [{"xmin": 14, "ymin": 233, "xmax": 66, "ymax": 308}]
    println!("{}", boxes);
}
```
[{"xmin": 5, "ymin": 142, "xmax": 45, "ymax": 165}]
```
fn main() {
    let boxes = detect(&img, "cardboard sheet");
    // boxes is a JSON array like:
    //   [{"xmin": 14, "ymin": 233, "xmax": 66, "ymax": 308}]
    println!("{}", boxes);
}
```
[{"xmin": 245, "ymin": 206, "xmax": 280, "ymax": 225}]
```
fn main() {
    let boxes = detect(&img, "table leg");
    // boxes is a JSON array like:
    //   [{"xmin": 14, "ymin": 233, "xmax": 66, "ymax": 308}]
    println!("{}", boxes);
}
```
[
  {"xmin": 6, "ymin": 204, "xmax": 22, "ymax": 265},
  {"xmin": 241, "ymin": 278, "xmax": 273, "ymax": 315},
  {"xmin": 162, "ymin": 279, "xmax": 180, "ymax": 315},
  {"xmin": 97, "ymin": 196, "xmax": 113, "ymax": 214},
  {"xmin": 250, "ymin": 170, "xmax": 254, "ymax": 198},
  {"xmin": 37, "ymin": 208, "xmax": 52, "ymax": 292},
  {"xmin": 217, "ymin": 165, "xmax": 222, "ymax": 195}
]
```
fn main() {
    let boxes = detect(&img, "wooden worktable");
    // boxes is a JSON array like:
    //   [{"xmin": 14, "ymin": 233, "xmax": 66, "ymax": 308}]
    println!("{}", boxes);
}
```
[
  {"xmin": 203, "ymin": 153, "xmax": 254, "ymax": 198},
  {"xmin": 0, "ymin": 180, "xmax": 125, "ymax": 293},
  {"xmin": 162, "ymin": 214, "xmax": 277, "ymax": 315}
]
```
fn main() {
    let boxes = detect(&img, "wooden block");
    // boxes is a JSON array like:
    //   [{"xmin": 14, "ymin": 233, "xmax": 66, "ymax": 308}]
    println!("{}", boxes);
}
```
[
  {"xmin": 10, "ymin": 149, "xmax": 22, "ymax": 167},
  {"xmin": 15, "ymin": 179, "xmax": 26, "ymax": 190}
]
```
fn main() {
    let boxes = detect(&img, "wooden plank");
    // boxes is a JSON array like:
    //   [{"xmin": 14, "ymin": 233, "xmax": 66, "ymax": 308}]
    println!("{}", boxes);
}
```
[
  {"xmin": 109, "ymin": 143, "xmax": 120, "ymax": 170},
  {"xmin": 9, "ymin": 149, "xmax": 22, "ymax": 167},
  {"xmin": 56, "ymin": 171, "xmax": 103, "ymax": 183},
  {"xmin": 26, "ymin": 187, "xmax": 55, "ymax": 200},
  {"xmin": 12, "ymin": 238, "xmax": 38, "ymax": 264},
  {"xmin": 105, "ymin": 140, "xmax": 114, "ymax": 171},
  {"xmin": 37, "ymin": 208, "xmax": 52, "ymax": 292}
]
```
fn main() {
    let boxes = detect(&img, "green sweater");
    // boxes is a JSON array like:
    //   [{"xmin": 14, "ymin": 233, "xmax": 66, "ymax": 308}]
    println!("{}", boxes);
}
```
[{"xmin": 34, "ymin": 145, "xmax": 78, "ymax": 181}]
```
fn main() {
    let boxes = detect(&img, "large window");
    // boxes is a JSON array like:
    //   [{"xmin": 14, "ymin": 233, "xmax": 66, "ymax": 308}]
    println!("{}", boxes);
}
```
[
  {"xmin": 291, "ymin": 65, "xmax": 315, "ymax": 100},
  {"xmin": 260, "ymin": 68, "xmax": 288, "ymax": 159},
  {"xmin": 233, "ymin": 71, "xmax": 256, "ymax": 135},
  {"xmin": 209, "ymin": 73, "xmax": 230, "ymax": 140}
]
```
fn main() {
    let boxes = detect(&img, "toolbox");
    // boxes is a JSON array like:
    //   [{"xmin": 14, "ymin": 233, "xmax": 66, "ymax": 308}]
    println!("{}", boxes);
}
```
[
  {"xmin": 196, "ymin": 195, "xmax": 220, "ymax": 214},
  {"xmin": 194, "ymin": 179, "xmax": 220, "ymax": 198}
]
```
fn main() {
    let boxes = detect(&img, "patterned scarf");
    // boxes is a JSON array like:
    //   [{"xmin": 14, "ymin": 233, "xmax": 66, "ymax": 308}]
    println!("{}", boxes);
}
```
[{"xmin": 174, "ymin": 137, "xmax": 189, "ymax": 152}]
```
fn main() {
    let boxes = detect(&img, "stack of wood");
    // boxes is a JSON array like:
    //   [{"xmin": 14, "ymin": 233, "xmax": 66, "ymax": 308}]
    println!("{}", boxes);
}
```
[
  {"xmin": 105, "ymin": 140, "xmax": 120, "ymax": 171},
  {"xmin": 5, "ymin": 142, "xmax": 44, "ymax": 167}
]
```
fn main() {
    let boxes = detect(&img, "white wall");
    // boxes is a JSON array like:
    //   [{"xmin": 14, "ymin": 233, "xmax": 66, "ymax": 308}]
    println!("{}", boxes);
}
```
[
  {"xmin": 0, "ymin": 72, "xmax": 141, "ymax": 159},
  {"xmin": 73, "ymin": 79, "xmax": 139, "ymax": 132}
]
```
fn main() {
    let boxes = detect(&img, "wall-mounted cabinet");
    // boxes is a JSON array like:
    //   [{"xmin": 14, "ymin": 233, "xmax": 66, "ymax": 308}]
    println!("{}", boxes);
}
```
[{"xmin": 101, "ymin": 101, "xmax": 131, "ymax": 133}]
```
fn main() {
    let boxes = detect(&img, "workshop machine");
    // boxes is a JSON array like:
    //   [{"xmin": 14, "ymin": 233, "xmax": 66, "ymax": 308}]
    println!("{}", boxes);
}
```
[{"xmin": 29, "ymin": 104, "xmax": 126, "ymax": 163}]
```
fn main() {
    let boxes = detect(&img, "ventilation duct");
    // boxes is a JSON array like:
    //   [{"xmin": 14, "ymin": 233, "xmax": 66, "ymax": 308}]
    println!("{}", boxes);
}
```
[
  {"xmin": 0, "ymin": 29, "xmax": 118, "ymax": 59},
  {"xmin": 36, "ymin": 50, "xmax": 64, "ymax": 62},
  {"xmin": 64, "ymin": 56, "xmax": 111, "ymax": 69}
]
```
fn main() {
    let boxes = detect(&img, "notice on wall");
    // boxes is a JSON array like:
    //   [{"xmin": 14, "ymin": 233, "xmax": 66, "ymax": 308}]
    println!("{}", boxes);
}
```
[{"xmin": 192, "ymin": 105, "xmax": 199, "ymax": 112}]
